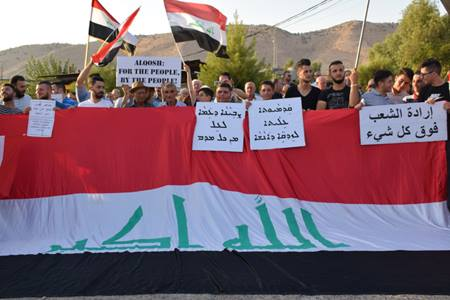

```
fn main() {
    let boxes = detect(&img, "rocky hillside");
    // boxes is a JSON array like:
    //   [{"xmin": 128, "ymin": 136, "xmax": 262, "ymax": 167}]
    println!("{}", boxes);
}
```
[{"xmin": 0, "ymin": 21, "xmax": 396, "ymax": 78}]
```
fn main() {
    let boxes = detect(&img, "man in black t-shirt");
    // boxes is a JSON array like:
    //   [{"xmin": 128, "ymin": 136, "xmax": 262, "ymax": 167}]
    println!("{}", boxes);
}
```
[
  {"xmin": 284, "ymin": 58, "xmax": 321, "ymax": 110},
  {"xmin": 418, "ymin": 59, "xmax": 450, "ymax": 212},
  {"xmin": 418, "ymin": 59, "xmax": 450, "ymax": 103},
  {"xmin": 316, "ymin": 60, "xmax": 360, "ymax": 110}
]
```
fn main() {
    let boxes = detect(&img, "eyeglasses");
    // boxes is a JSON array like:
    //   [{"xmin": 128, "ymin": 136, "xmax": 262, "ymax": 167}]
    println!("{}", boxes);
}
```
[{"xmin": 420, "ymin": 71, "xmax": 434, "ymax": 77}]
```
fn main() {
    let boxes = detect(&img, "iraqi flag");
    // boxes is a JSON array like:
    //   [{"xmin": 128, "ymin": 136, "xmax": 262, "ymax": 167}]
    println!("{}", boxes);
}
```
[
  {"xmin": 89, "ymin": 0, "xmax": 138, "ymax": 55},
  {"xmin": 164, "ymin": 0, "xmax": 229, "ymax": 58},
  {"xmin": 1, "ymin": 109, "xmax": 450, "ymax": 296},
  {"xmin": 91, "ymin": 7, "xmax": 140, "ymax": 67}
]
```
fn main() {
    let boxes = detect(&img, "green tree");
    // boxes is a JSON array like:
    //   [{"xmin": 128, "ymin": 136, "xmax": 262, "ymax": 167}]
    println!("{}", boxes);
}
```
[
  {"xmin": 362, "ymin": 0, "xmax": 449, "ymax": 83},
  {"xmin": 357, "ymin": 58, "xmax": 395, "ymax": 90},
  {"xmin": 25, "ymin": 54, "xmax": 77, "ymax": 81},
  {"xmin": 311, "ymin": 61, "xmax": 322, "ymax": 73},
  {"xmin": 283, "ymin": 58, "xmax": 294, "ymax": 71},
  {"xmin": 199, "ymin": 14, "xmax": 273, "ymax": 89}
]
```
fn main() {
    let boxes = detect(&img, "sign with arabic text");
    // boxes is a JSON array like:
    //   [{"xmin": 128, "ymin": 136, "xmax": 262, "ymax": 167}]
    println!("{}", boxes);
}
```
[
  {"xmin": 27, "ymin": 100, "xmax": 56, "ymax": 138},
  {"xmin": 192, "ymin": 102, "xmax": 246, "ymax": 152},
  {"xmin": 359, "ymin": 102, "xmax": 447, "ymax": 145},
  {"xmin": 248, "ymin": 98, "xmax": 305, "ymax": 150}
]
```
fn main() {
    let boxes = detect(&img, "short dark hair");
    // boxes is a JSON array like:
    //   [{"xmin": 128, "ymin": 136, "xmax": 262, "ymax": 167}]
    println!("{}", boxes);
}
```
[
  {"xmin": 296, "ymin": 58, "xmax": 311, "ymax": 69},
  {"xmin": 10, "ymin": 75, "xmax": 25, "ymax": 86},
  {"xmin": 260, "ymin": 80, "xmax": 274, "ymax": 89},
  {"xmin": 219, "ymin": 72, "xmax": 231, "ymax": 80},
  {"xmin": 1, "ymin": 83, "xmax": 16, "ymax": 91},
  {"xmin": 38, "ymin": 80, "xmax": 52, "ymax": 88},
  {"xmin": 328, "ymin": 60, "xmax": 343, "ymax": 70},
  {"xmin": 53, "ymin": 82, "xmax": 66, "ymax": 93},
  {"xmin": 199, "ymin": 86, "xmax": 214, "ymax": 98},
  {"xmin": 88, "ymin": 75, "xmax": 104, "ymax": 87},
  {"xmin": 398, "ymin": 67, "xmax": 414, "ymax": 81},
  {"xmin": 218, "ymin": 82, "xmax": 232, "ymax": 91},
  {"xmin": 373, "ymin": 70, "xmax": 393, "ymax": 86},
  {"xmin": 420, "ymin": 58, "xmax": 442, "ymax": 75}
]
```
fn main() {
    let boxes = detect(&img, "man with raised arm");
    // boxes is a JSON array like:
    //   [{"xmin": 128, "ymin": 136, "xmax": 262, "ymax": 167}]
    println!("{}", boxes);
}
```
[{"xmin": 316, "ymin": 60, "xmax": 360, "ymax": 110}]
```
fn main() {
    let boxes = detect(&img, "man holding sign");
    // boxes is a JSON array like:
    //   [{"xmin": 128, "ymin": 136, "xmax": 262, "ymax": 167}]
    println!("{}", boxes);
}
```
[
  {"xmin": 285, "ymin": 59, "xmax": 321, "ymax": 110},
  {"xmin": 259, "ymin": 81, "xmax": 275, "ymax": 101},
  {"xmin": 355, "ymin": 70, "xmax": 394, "ymax": 108},
  {"xmin": 0, "ymin": 84, "xmax": 22, "ymax": 115}
]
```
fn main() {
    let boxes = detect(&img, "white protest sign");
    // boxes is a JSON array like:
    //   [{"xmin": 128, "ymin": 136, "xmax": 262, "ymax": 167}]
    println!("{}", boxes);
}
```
[
  {"xmin": 116, "ymin": 56, "xmax": 181, "ymax": 88},
  {"xmin": 248, "ymin": 98, "xmax": 305, "ymax": 150},
  {"xmin": 359, "ymin": 102, "xmax": 447, "ymax": 145},
  {"xmin": 193, "ymin": 102, "xmax": 246, "ymax": 152},
  {"xmin": 0, "ymin": 136, "xmax": 4, "ymax": 167},
  {"xmin": 27, "ymin": 100, "xmax": 56, "ymax": 138}
]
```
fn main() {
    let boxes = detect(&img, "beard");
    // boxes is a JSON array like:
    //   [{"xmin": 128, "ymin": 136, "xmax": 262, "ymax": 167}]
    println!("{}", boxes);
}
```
[
  {"xmin": 301, "ymin": 78, "xmax": 311, "ymax": 84},
  {"xmin": 332, "ymin": 77, "xmax": 345, "ymax": 84},
  {"xmin": 38, "ymin": 93, "xmax": 52, "ymax": 100},
  {"xmin": 16, "ymin": 90, "xmax": 25, "ymax": 98},
  {"xmin": 2, "ymin": 95, "xmax": 13, "ymax": 102},
  {"xmin": 94, "ymin": 91, "xmax": 105, "ymax": 100}
]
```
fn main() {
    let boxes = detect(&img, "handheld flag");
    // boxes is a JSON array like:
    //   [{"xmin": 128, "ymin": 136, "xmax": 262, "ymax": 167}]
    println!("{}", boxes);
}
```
[
  {"xmin": 164, "ymin": 0, "xmax": 228, "ymax": 58},
  {"xmin": 89, "ymin": 0, "xmax": 138, "ymax": 55},
  {"xmin": 92, "ymin": 7, "xmax": 140, "ymax": 67}
]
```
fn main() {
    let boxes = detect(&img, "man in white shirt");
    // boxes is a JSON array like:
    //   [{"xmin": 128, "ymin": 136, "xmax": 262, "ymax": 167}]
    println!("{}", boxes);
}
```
[
  {"xmin": 76, "ymin": 60, "xmax": 112, "ymax": 108},
  {"xmin": 244, "ymin": 81, "xmax": 262, "ymax": 101},
  {"xmin": 160, "ymin": 83, "xmax": 187, "ymax": 107},
  {"xmin": 10, "ymin": 75, "xmax": 32, "ymax": 111}
]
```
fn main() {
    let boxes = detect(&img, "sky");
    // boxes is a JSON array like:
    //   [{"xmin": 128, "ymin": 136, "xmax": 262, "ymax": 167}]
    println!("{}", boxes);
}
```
[{"xmin": 0, "ymin": 0, "xmax": 447, "ymax": 51}]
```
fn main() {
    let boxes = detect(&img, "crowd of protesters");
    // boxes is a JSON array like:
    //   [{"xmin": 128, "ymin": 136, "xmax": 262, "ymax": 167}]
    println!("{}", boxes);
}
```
[{"xmin": 0, "ymin": 57, "xmax": 449, "ymax": 115}]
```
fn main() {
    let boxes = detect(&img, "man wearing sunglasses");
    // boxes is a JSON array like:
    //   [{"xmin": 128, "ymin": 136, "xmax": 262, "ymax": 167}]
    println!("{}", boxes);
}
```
[{"xmin": 419, "ymin": 58, "xmax": 449, "ymax": 104}]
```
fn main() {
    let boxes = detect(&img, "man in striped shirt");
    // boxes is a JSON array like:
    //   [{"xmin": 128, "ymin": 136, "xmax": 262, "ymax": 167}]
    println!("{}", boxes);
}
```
[{"xmin": 0, "ymin": 83, "xmax": 22, "ymax": 115}]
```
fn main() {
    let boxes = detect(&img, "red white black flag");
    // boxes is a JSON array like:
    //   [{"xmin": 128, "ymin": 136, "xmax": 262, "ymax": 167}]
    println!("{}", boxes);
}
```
[
  {"xmin": 164, "ymin": 0, "xmax": 228, "ymax": 58},
  {"xmin": 89, "ymin": 0, "xmax": 138, "ymax": 55},
  {"xmin": 91, "ymin": 7, "xmax": 140, "ymax": 67}
]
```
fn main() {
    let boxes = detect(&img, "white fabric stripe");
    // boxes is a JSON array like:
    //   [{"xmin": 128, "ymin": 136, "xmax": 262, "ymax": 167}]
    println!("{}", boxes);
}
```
[
  {"xmin": 91, "ymin": 8, "xmax": 138, "ymax": 46},
  {"xmin": 0, "ymin": 136, "xmax": 4, "ymax": 167},
  {"xmin": 91, "ymin": 7, "xmax": 119, "ymax": 29},
  {"xmin": 167, "ymin": 12, "xmax": 227, "ymax": 46},
  {"xmin": 0, "ymin": 182, "xmax": 449, "ymax": 256}
]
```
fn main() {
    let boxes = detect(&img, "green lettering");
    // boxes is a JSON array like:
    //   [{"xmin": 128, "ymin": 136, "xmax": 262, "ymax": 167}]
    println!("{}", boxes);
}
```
[
  {"xmin": 282, "ymin": 208, "xmax": 315, "ymax": 249},
  {"xmin": 173, "ymin": 195, "xmax": 203, "ymax": 249},
  {"xmin": 301, "ymin": 208, "xmax": 349, "ymax": 248},
  {"xmin": 102, "ymin": 206, "xmax": 170, "ymax": 249},
  {"xmin": 223, "ymin": 225, "xmax": 254, "ymax": 249}
]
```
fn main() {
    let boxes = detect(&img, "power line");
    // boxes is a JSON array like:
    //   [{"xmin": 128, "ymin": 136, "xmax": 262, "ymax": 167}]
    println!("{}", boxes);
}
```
[
  {"xmin": 182, "ymin": 0, "xmax": 339, "ymax": 58},
  {"xmin": 246, "ymin": 0, "xmax": 336, "ymax": 38},
  {"xmin": 281, "ymin": 0, "xmax": 351, "ymax": 30}
]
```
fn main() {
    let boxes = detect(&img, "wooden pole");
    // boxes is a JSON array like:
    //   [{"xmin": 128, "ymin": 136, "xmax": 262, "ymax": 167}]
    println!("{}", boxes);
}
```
[
  {"xmin": 84, "ymin": 2, "xmax": 94, "ymax": 67},
  {"xmin": 354, "ymin": 0, "xmax": 370, "ymax": 69}
]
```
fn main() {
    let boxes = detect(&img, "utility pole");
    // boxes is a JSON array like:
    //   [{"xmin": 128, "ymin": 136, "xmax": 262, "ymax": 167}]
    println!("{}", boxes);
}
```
[{"xmin": 272, "ymin": 28, "xmax": 278, "ymax": 69}]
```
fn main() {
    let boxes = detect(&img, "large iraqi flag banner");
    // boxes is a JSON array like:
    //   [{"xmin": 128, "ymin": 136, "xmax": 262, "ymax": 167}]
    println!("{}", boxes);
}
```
[{"xmin": 0, "ymin": 108, "xmax": 449, "ymax": 256}]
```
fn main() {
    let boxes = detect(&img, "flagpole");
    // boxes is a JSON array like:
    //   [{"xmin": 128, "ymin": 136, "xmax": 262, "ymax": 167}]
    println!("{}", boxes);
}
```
[
  {"xmin": 354, "ymin": 0, "xmax": 370, "ymax": 69},
  {"xmin": 174, "ymin": 42, "xmax": 186, "ymax": 64},
  {"xmin": 84, "ymin": 1, "xmax": 94, "ymax": 68}
]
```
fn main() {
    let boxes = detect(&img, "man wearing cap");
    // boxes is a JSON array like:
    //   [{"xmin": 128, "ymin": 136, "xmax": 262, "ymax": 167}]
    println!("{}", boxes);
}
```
[
  {"xmin": 129, "ymin": 82, "xmax": 153, "ymax": 108},
  {"xmin": 197, "ymin": 85, "xmax": 214, "ymax": 103}
]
